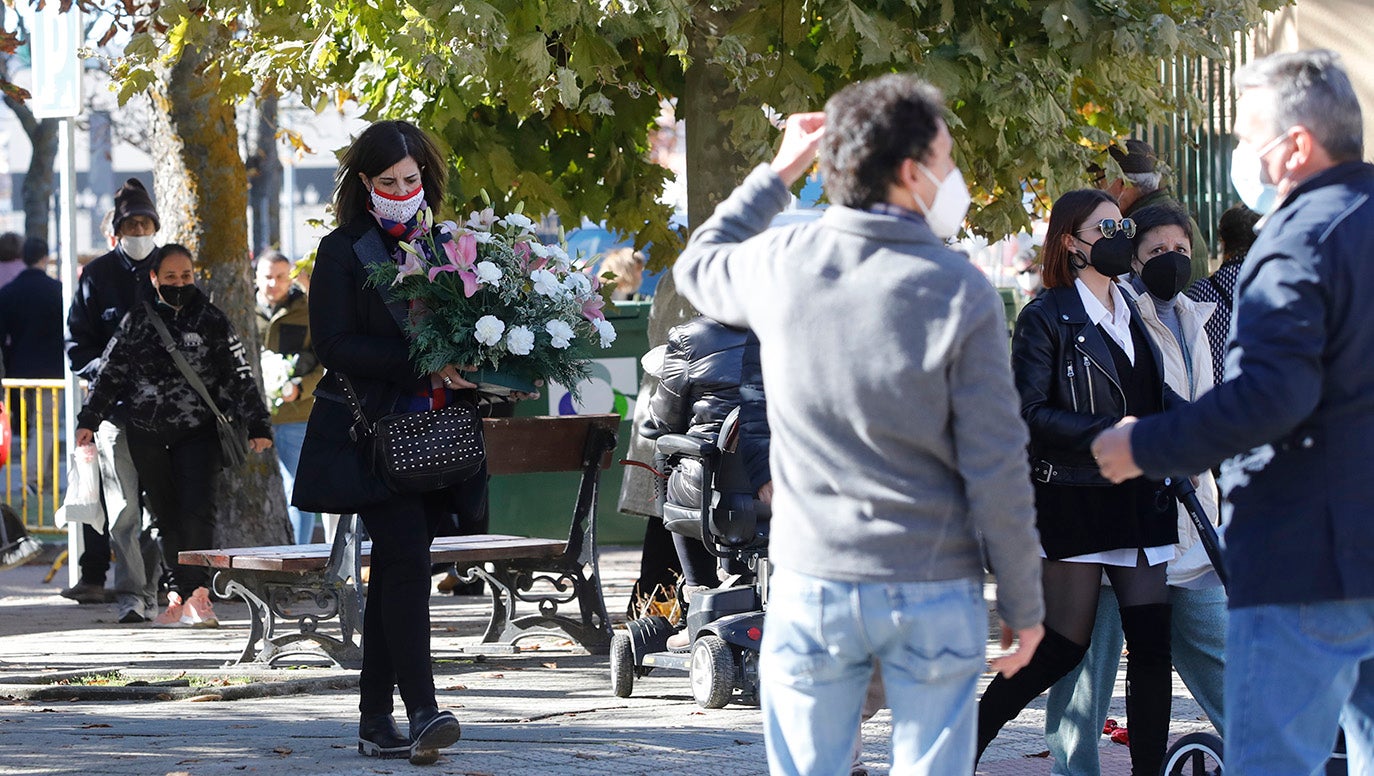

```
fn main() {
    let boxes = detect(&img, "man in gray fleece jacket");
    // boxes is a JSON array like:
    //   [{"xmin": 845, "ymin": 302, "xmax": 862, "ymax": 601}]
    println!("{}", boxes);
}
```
[{"xmin": 674, "ymin": 74, "xmax": 1044, "ymax": 775}]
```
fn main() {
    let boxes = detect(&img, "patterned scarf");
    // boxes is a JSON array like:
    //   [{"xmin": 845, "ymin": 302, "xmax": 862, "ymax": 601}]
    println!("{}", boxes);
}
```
[{"xmin": 369, "ymin": 208, "xmax": 426, "ymax": 243}]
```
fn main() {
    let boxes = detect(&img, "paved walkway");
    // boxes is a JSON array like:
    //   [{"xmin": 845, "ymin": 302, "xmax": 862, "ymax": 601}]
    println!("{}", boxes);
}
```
[{"xmin": 0, "ymin": 544, "xmax": 1217, "ymax": 775}]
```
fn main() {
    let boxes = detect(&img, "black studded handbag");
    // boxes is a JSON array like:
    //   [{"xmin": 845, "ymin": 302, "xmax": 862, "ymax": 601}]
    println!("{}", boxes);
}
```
[{"xmin": 337, "ymin": 373, "xmax": 486, "ymax": 495}]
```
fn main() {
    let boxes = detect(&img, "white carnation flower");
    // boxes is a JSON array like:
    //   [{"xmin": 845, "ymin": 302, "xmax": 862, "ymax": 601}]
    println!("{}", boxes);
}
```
[
  {"xmin": 475, "ymin": 261, "xmax": 502, "ymax": 285},
  {"xmin": 545, "ymin": 244, "xmax": 571, "ymax": 267},
  {"xmin": 474, "ymin": 315, "xmax": 505, "ymax": 346},
  {"xmin": 529, "ymin": 242, "xmax": 552, "ymax": 259},
  {"xmin": 505, "ymin": 325, "xmax": 535, "ymax": 355},
  {"xmin": 545, "ymin": 319, "xmax": 575, "ymax": 349},
  {"xmin": 473, "ymin": 231, "xmax": 497, "ymax": 244},
  {"xmin": 500, "ymin": 212, "xmax": 536, "ymax": 231},
  {"xmin": 530, "ymin": 268, "xmax": 562, "ymax": 296},
  {"xmin": 562, "ymin": 272, "xmax": 592, "ymax": 296},
  {"xmin": 593, "ymin": 317, "xmax": 617, "ymax": 348}
]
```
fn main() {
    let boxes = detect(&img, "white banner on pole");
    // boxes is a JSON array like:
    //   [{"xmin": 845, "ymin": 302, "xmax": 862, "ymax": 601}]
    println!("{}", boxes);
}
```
[{"xmin": 29, "ymin": 4, "xmax": 83, "ymax": 119}]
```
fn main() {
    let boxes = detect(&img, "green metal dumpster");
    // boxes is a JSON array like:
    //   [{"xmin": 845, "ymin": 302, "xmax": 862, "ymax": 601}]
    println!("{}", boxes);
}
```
[{"xmin": 487, "ymin": 300, "xmax": 652, "ymax": 544}]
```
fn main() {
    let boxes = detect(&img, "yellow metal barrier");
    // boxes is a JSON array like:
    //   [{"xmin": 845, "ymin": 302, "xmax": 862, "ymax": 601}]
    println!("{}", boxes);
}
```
[{"xmin": 3, "ymin": 379, "xmax": 67, "ymax": 535}]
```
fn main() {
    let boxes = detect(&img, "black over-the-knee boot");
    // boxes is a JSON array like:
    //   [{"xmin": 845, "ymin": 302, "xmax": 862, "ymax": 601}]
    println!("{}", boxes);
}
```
[
  {"xmin": 1120, "ymin": 603, "xmax": 1172, "ymax": 776},
  {"xmin": 977, "ymin": 627, "xmax": 1089, "ymax": 761}
]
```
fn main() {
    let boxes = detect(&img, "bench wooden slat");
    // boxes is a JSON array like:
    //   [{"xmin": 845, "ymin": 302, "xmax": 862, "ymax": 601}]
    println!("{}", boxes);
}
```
[
  {"xmin": 482, "ymin": 414, "xmax": 618, "ymax": 476},
  {"xmin": 180, "ymin": 414, "xmax": 619, "ymax": 666},
  {"xmin": 181, "ymin": 535, "xmax": 568, "ymax": 573}
]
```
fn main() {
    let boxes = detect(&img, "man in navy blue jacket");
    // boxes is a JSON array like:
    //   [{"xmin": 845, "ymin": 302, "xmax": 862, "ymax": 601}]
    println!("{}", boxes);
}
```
[{"xmin": 1092, "ymin": 50, "xmax": 1374, "ymax": 775}]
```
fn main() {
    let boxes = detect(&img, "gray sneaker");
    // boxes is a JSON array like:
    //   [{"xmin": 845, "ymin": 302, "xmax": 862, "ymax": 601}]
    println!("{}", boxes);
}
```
[{"xmin": 115, "ymin": 593, "xmax": 147, "ymax": 623}]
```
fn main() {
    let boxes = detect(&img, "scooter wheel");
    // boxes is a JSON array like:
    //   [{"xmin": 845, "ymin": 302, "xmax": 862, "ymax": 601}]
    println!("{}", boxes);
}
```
[
  {"xmin": 1163, "ymin": 731, "xmax": 1223, "ymax": 776},
  {"xmin": 610, "ymin": 632, "xmax": 635, "ymax": 698},
  {"xmin": 690, "ymin": 635, "xmax": 735, "ymax": 709}
]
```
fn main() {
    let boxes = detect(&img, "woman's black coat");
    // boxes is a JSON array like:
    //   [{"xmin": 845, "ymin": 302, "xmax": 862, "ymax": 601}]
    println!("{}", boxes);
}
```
[
  {"xmin": 1011, "ymin": 283, "xmax": 1185, "ymax": 556},
  {"xmin": 291, "ymin": 217, "xmax": 483, "ymax": 514},
  {"xmin": 1011, "ymin": 283, "xmax": 1186, "ymax": 476}
]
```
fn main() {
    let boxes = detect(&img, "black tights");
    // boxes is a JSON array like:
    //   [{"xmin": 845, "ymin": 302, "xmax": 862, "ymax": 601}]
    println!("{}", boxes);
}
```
[
  {"xmin": 1042, "ymin": 554, "xmax": 1168, "ymax": 646},
  {"xmin": 979, "ymin": 554, "xmax": 1172, "ymax": 776}
]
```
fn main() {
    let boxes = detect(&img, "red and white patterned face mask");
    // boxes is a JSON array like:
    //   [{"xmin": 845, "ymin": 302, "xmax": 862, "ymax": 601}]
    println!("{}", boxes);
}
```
[{"xmin": 369, "ymin": 184, "xmax": 425, "ymax": 224}]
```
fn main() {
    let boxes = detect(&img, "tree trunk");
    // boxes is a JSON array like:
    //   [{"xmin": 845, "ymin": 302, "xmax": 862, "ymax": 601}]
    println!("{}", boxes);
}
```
[
  {"xmin": 617, "ymin": 8, "xmax": 753, "ymax": 518},
  {"xmin": 3, "ymin": 95, "xmax": 58, "ymax": 243},
  {"xmin": 150, "ymin": 41, "xmax": 290, "ymax": 548},
  {"xmin": 246, "ymin": 91, "xmax": 282, "ymax": 254}
]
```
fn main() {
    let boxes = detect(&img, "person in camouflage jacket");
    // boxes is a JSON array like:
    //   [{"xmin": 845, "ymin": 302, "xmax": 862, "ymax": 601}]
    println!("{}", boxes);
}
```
[{"xmin": 75, "ymin": 244, "xmax": 272, "ymax": 627}]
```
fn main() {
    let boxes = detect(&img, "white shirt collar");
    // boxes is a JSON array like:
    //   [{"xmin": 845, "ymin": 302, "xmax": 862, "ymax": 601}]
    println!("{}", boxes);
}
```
[
  {"xmin": 1074, "ymin": 277, "xmax": 1131, "ymax": 328},
  {"xmin": 1074, "ymin": 277, "xmax": 1135, "ymax": 364}
]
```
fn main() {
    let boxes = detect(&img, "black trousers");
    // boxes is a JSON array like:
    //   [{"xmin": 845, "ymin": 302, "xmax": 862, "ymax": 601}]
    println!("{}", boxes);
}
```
[
  {"xmin": 78, "ymin": 522, "xmax": 111, "ymax": 586},
  {"xmin": 357, "ymin": 473, "xmax": 488, "ymax": 720},
  {"xmin": 126, "ymin": 427, "xmax": 218, "ymax": 598}
]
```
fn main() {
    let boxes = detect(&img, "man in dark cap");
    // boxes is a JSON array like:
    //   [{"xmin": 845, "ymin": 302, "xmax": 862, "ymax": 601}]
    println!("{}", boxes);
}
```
[
  {"xmin": 1096, "ymin": 139, "xmax": 1210, "ymax": 282},
  {"xmin": 62, "ymin": 178, "xmax": 163, "ymax": 619}
]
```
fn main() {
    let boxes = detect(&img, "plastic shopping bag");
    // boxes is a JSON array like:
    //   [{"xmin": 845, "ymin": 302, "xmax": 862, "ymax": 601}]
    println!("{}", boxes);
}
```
[{"xmin": 54, "ymin": 444, "xmax": 104, "ymax": 533}]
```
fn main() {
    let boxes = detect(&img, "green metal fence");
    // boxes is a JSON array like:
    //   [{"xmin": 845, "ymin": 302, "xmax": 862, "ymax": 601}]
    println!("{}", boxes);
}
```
[{"xmin": 1139, "ymin": 27, "xmax": 1267, "ymax": 254}]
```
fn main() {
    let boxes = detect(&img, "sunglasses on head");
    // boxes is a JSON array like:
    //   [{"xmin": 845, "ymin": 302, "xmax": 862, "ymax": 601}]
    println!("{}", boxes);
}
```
[{"xmin": 1075, "ymin": 218, "xmax": 1136, "ymax": 240}]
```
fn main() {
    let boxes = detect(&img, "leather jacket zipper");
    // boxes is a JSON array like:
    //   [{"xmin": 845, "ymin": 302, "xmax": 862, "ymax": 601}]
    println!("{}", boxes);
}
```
[
  {"xmin": 1066, "ymin": 360, "xmax": 1079, "ymax": 412},
  {"xmin": 1076, "ymin": 347, "xmax": 1126, "ymax": 415}
]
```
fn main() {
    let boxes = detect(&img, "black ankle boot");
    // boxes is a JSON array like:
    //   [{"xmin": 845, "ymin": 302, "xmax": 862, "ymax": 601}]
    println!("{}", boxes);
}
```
[
  {"xmin": 408, "ymin": 706, "xmax": 462, "ymax": 765},
  {"xmin": 977, "ymin": 627, "xmax": 1089, "ymax": 761},
  {"xmin": 358, "ymin": 712, "xmax": 410, "ymax": 758},
  {"xmin": 1120, "ymin": 603, "xmax": 1172, "ymax": 776}
]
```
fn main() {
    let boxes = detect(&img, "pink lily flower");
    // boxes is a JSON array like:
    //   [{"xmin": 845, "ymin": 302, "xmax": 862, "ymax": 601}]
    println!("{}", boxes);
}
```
[
  {"xmin": 392, "ymin": 243, "xmax": 427, "ymax": 286},
  {"xmin": 513, "ymin": 241, "xmax": 548, "ymax": 273},
  {"xmin": 428, "ymin": 231, "xmax": 481, "ymax": 297},
  {"xmin": 581, "ymin": 294, "xmax": 606, "ymax": 321}
]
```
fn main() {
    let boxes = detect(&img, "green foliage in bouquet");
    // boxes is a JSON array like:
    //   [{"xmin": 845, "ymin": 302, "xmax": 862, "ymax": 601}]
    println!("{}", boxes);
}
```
[{"xmin": 363, "ymin": 205, "xmax": 619, "ymax": 397}]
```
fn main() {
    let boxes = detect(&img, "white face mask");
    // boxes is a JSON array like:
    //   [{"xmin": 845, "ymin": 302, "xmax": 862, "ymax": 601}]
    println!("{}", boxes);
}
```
[
  {"xmin": 1230, "ymin": 132, "xmax": 1289, "ymax": 214},
  {"xmin": 369, "ymin": 184, "xmax": 426, "ymax": 223},
  {"xmin": 119, "ymin": 234, "xmax": 158, "ymax": 262},
  {"xmin": 913, "ymin": 164, "xmax": 971, "ymax": 239}
]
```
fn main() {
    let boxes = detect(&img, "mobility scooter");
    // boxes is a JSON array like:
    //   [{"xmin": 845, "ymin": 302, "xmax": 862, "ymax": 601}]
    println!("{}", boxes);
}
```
[{"xmin": 610, "ymin": 408, "xmax": 769, "ymax": 708}]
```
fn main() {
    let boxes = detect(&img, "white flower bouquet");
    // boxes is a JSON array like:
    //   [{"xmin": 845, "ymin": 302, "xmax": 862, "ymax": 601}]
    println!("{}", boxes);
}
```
[
  {"xmin": 260, "ymin": 350, "xmax": 298, "ymax": 409},
  {"xmin": 364, "ymin": 204, "xmax": 617, "ymax": 397}
]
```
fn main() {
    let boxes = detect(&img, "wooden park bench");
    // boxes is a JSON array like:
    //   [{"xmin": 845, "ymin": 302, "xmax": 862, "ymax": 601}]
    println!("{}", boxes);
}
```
[{"xmin": 179, "ymin": 414, "xmax": 620, "ymax": 668}]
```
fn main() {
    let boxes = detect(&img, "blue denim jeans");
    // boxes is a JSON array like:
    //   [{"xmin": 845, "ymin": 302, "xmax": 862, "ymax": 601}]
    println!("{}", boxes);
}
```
[
  {"xmin": 272, "ymin": 421, "xmax": 317, "ymax": 544},
  {"xmin": 1045, "ymin": 584, "xmax": 1228, "ymax": 776},
  {"xmin": 761, "ymin": 567, "xmax": 986, "ymax": 776},
  {"xmin": 1225, "ymin": 599, "xmax": 1374, "ymax": 776}
]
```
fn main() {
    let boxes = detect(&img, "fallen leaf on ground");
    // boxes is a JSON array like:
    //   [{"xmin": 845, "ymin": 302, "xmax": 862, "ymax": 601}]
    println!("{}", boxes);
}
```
[
  {"xmin": 482, "ymin": 673, "xmax": 504, "ymax": 679},
  {"xmin": 185, "ymin": 694, "xmax": 223, "ymax": 703},
  {"xmin": 78, "ymin": 723, "xmax": 111, "ymax": 729},
  {"xmin": 541, "ymin": 662, "xmax": 558, "ymax": 669},
  {"xmin": 273, "ymin": 746, "xmax": 293, "ymax": 755},
  {"xmin": 443, "ymin": 685, "xmax": 468, "ymax": 691}
]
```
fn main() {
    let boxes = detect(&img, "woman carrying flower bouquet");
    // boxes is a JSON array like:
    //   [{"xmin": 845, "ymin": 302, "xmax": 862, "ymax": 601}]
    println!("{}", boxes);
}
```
[{"xmin": 294, "ymin": 120, "xmax": 477, "ymax": 766}]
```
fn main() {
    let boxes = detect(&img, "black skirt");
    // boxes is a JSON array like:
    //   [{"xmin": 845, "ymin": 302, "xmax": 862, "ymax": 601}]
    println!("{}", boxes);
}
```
[{"xmin": 1034, "ymin": 477, "xmax": 1177, "ymax": 560}]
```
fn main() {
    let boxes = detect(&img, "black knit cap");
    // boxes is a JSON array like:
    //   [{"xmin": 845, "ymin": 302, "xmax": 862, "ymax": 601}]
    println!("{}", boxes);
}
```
[{"xmin": 113, "ymin": 178, "xmax": 160, "ymax": 234}]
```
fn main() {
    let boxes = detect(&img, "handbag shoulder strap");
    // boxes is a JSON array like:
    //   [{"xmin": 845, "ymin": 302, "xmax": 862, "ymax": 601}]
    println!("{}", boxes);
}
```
[{"xmin": 142, "ymin": 300, "xmax": 230, "ymax": 423}]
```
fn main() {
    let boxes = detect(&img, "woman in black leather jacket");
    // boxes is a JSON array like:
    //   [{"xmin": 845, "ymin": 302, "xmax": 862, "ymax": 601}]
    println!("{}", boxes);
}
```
[
  {"xmin": 978, "ymin": 189, "xmax": 1181, "ymax": 776},
  {"xmin": 292, "ymin": 121, "xmax": 472, "ymax": 766},
  {"xmin": 640, "ymin": 316, "xmax": 771, "ymax": 604}
]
